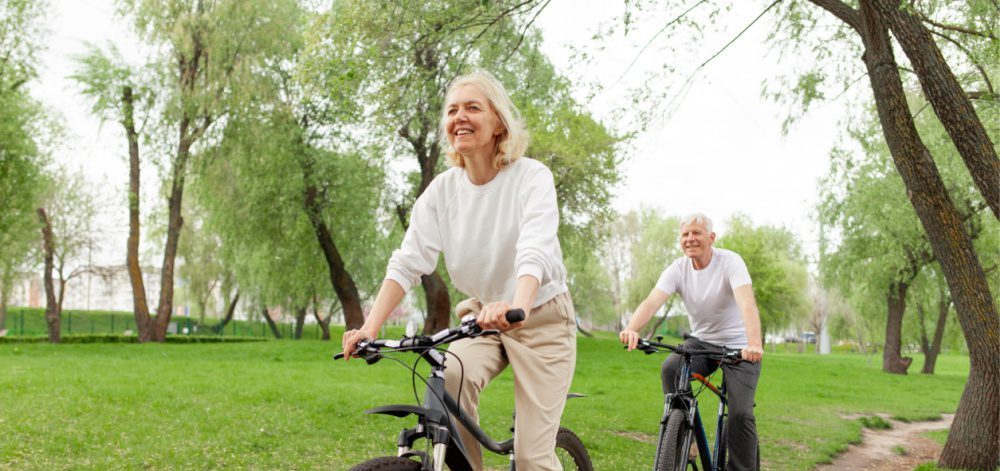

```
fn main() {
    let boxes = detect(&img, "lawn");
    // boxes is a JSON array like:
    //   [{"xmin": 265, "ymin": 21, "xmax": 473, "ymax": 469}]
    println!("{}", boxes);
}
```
[{"xmin": 0, "ymin": 329, "xmax": 968, "ymax": 470}]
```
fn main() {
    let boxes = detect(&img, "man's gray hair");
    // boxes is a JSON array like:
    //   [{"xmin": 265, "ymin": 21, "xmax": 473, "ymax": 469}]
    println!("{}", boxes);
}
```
[{"xmin": 680, "ymin": 213, "xmax": 713, "ymax": 233}]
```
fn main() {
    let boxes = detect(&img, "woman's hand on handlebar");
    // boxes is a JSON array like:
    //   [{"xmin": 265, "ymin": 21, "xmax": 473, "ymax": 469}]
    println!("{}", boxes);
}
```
[
  {"xmin": 619, "ymin": 329, "xmax": 641, "ymax": 351},
  {"xmin": 478, "ymin": 301, "xmax": 525, "ymax": 331},
  {"xmin": 340, "ymin": 327, "xmax": 376, "ymax": 361}
]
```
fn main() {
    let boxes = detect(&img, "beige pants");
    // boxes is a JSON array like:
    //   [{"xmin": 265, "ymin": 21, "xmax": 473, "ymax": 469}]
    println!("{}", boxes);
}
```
[{"xmin": 444, "ymin": 292, "xmax": 577, "ymax": 471}]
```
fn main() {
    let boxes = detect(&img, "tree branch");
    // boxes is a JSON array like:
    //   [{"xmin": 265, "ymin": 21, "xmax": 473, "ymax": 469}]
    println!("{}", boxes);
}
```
[
  {"xmin": 612, "ymin": 0, "xmax": 710, "ymax": 87},
  {"xmin": 808, "ymin": 0, "xmax": 862, "ymax": 33},
  {"xmin": 917, "ymin": 12, "xmax": 996, "ymax": 40},
  {"xmin": 664, "ymin": 0, "xmax": 782, "ymax": 113}
]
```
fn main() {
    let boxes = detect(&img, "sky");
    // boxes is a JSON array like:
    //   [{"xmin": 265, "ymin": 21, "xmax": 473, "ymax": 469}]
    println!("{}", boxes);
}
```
[{"xmin": 32, "ymin": 0, "xmax": 857, "ymax": 267}]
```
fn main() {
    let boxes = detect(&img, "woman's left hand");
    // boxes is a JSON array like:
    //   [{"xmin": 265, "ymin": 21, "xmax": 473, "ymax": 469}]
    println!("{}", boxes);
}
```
[{"xmin": 477, "ymin": 301, "xmax": 524, "ymax": 331}]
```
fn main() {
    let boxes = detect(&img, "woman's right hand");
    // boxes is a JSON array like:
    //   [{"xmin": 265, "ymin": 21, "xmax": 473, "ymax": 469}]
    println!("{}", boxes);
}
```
[
  {"xmin": 619, "ymin": 329, "xmax": 641, "ymax": 351},
  {"xmin": 341, "ymin": 327, "xmax": 376, "ymax": 361}
]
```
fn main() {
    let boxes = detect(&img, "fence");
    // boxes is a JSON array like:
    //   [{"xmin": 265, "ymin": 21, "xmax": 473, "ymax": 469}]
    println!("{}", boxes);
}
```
[{"xmin": 0, "ymin": 308, "xmax": 331, "ymax": 340}]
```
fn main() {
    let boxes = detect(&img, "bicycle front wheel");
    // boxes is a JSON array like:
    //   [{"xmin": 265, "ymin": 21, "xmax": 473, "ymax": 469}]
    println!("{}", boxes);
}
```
[
  {"xmin": 348, "ymin": 456, "xmax": 422, "ymax": 471},
  {"xmin": 657, "ymin": 409, "xmax": 692, "ymax": 471},
  {"xmin": 555, "ymin": 427, "xmax": 594, "ymax": 471}
]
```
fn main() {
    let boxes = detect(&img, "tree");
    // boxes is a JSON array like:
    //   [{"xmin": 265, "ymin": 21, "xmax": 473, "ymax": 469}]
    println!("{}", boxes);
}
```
[
  {"xmin": 819, "ymin": 99, "xmax": 991, "ymax": 373},
  {"xmin": 74, "ymin": 0, "xmax": 300, "ymax": 342},
  {"xmin": 801, "ymin": 2, "xmax": 999, "ymax": 465},
  {"xmin": 177, "ymin": 201, "xmax": 227, "ymax": 326},
  {"xmin": 620, "ymin": 0, "xmax": 997, "ymax": 463},
  {"xmin": 314, "ymin": 1, "xmax": 625, "ymax": 333},
  {"xmin": 72, "ymin": 45, "xmax": 155, "ymax": 342},
  {"xmin": 0, "ymin": 0, "xmax": 48, "ymax": 325},
  {"xmin": 36, "ymin": 207, "xmax": 58, "ymax": 343},
  {"xmin": 38, "ymin": 168, "xmax": 101, "ymax": 326},
  {"xmin": 716, "ymin": 215, "xmax": 810, "ymax": 342}
]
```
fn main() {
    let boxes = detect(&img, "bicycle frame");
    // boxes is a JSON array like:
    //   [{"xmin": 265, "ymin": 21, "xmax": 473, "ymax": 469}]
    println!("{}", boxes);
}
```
[
  {"xmin": 644, "ymin": 340, "xmax": 735, "ymax": 471},
  {"xmin": 366, "ymin": 347, "xmax": 516, "ymax": 471}
]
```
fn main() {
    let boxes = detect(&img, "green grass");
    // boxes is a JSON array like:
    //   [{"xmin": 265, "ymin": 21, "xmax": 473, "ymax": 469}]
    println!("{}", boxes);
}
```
[
  {"xmin": 859, "ymin": 415, "xmax": 892, "ymax": 430},
  {"xmin": 0, "ymin": 329, "xmax": 969, "ymax": 470}
]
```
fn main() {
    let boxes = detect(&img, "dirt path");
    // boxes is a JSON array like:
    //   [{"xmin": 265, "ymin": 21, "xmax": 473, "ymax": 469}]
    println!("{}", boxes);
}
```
[{"xmin": 814, "ymin": 414, "xmax": 954, "ymax": 471}]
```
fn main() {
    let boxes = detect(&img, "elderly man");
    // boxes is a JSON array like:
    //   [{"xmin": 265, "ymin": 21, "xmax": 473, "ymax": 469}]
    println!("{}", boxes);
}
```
[{"xmin": 620, "ymin": 213, "xmax": 763, "ymax": 471}]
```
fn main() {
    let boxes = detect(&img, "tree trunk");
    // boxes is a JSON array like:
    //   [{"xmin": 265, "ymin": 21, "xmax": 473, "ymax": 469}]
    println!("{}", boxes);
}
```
[
  {"xmin": 850, "ymin": 2, "xmax": 1000, "ymax": 467},
  {"xmin": 262, "ymin": 307, "xmax": 282, "ymax": 339},
  {"xmin": 149, "ymin": 127, "xmax": 192, "ymax": 342},
  {"xmin": 883, "ymin": 281, "xmax": 912, "ymax": 374},
  {"xmin": 869, "ymin": 0, "xmax": 1000, "ymax": 218},
  {"xmin": 212, "ymin": 291, "xmax": 239, "ymax": 334},
  {"xmin": 0, "ymin": 268, "xmax": 10, "ymax": 331},
  {"xmin": 121, "ymin": 86, "xmax": 152, "ymax": 340},
  {"xmin": 643, "ymin": 313, "xmax": 669, "ymax": 339},
  {"xmin": 398, "ymin": 108, "xmax": 452, "ymax": 334},
  {"xmin": 37, "ymin": 208, "xmax": 60, "ymax": 343},
  {"xmin": 313, "ymin": 297, "xmax": 331, "ymax": 341},
  {"xmin": 922, "ymin": 286, "xmax": 951, "ymax": 375},
  {"xmin": 294, "ymin": 306, "xmax": 306, "ymax": 340},
  {"xmin": 420, "ymin": 272, "xmax": 451, "ymax": 334},
  {"xmin": 300, "ymin": 156, "xmax": 365, "ymax": 330}
]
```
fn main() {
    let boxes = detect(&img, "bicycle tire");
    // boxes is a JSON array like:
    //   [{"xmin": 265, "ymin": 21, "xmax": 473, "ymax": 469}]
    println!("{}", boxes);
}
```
[
  {"xmin": 657, "ymin": 409, "xmax": 691, "ymax": 471},
  {"xmin": 555, "ymin": 426, "xmax": 594, "ymax": 471},
  {"xmin": 718, "ymin": 419, "xmax": 728, "ymax": 470},
  {"xmin": 348, "ymin": 456, "xmax": 422, "ymax": 471}
]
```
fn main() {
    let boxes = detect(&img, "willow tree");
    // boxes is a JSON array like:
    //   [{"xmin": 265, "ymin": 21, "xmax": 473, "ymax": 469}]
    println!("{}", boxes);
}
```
[
  {"xmin": 314, "ymin": 1, "xmax": 623, "ymax": 332},
  {"xmin": 799, "ymin": 3, "xmax": 998, "ymax": 464},
  {"xmin": 75, "ymin": 0, "xmax": 299, "ymax": 341},
  {"xmin": 616, "ymin": 0, "xmax": 998, "ymax": 465},
  {"xmin": 0, "ymin": 0, "xmax": 47, "ymax": 328}
]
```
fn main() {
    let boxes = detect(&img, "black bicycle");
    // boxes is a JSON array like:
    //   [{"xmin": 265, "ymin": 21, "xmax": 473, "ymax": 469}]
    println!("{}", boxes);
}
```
[
  {"xmin": 631, "ymin": 336, "xmax": 758, "ymax": 471},
  {"xmin": 336, "ymin": 310, "xmax": 593, "ymax": 471}
]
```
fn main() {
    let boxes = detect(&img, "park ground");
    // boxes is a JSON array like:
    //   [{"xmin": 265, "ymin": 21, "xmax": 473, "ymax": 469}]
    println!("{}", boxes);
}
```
[{"xmin": 0, "ymin": 329, "xmax": 969, "ymax": 470}]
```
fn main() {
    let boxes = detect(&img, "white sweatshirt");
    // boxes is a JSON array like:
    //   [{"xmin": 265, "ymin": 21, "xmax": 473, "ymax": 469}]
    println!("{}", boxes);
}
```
[{"xmin": 386, "ymin": 157, "xmax": 568, "ymax": 308}]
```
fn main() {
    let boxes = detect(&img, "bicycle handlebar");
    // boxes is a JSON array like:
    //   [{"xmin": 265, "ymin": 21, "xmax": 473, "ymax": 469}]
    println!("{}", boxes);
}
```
[
  {"xmin": 632, "ymin": 338, "xmax": 742, "ymax": 361},
  {"xmin": 334, "ymin": 309, "xmax": 525, "ymax": 361}
]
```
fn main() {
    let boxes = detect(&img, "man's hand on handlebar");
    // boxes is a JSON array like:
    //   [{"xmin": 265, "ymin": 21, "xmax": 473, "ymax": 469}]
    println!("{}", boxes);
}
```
[
  {"xmin": 478, "ymin": 301, "xmax": 526, "ymax": 331},
  {"xmin": 741, "ymin": 344, "xmax": 763, "ymax": 363},
  {"xmin": 340, "ymin": 327, "xmax": 375, "ymax": 361},
  {"xmin": 619, "ymin": 329, "xmax": 641, "ymax": 351}
]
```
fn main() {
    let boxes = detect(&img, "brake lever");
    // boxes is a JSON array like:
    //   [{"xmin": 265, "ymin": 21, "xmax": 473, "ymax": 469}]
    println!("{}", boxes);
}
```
[{"xmin": 362, "ymin": 351, "xmax": 383, "ymax": 365}]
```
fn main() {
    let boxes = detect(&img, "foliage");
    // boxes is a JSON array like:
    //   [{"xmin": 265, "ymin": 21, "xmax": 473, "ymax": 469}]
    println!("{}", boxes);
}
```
[
  {"xmin": 305, "ymin": 2, "xmax": 625, "ymax": 325},
  {"xmin": 0, "ymin": 0, "xmax": 47, "ymax": 271},
  {"xmin": 620, "ymin": 209, "xmax": 682, "ymax": 311},
  {"xmin": 716, "ymin": 214, "xmax": 810, "ymax": 339},
  {"xmin": 817, "ymin": 100, "xmax": 994, "ymax": 351}
]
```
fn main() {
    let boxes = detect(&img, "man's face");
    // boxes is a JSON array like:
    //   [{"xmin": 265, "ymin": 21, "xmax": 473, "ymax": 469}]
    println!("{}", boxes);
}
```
[{"xmin": 679, "ymin": 222, "xmax": 715, "ymax": 259}]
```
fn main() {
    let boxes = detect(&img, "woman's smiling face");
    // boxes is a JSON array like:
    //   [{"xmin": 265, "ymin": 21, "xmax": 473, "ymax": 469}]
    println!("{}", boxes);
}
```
[{"xmin": 444, "ymin": 84, "xmax": 503, "ymax": 160}]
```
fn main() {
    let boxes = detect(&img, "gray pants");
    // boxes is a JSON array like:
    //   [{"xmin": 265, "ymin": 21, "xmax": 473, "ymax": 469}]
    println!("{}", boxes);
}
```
[{"xmin": 661, "ymin": 337, "xmax": 761, "ymax": 471}]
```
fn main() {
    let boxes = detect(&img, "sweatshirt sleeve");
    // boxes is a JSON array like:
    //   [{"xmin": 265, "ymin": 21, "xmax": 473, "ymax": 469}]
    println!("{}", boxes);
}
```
[
  {"xmin": 385, "ymin": 185, "xmax": 444, "ymax": 292},
  {"xmin": 515, "ymin": 164, "xmax": 563, "ymax": 285}
]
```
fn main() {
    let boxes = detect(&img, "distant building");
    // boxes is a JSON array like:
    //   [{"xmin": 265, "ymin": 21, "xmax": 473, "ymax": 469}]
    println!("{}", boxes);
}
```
[{"xmin": 10, "ymin": 265, "xmax": 162, "ymax": 312}]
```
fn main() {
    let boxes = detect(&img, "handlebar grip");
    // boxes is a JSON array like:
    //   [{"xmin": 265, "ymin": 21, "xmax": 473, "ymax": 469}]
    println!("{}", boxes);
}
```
[
  {"xmin": 333, "ymin": 352, "xmax": 345, "ymax": 360},
  {"xmin": 505, "ymin": 309, "xmax": 526, "ymax": 324}
]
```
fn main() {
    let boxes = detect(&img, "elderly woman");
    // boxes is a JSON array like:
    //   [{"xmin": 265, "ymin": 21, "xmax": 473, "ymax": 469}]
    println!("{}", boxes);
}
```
[{"xmin": 341, "ymin": 70, "xmax": 576, "ymax": 471}]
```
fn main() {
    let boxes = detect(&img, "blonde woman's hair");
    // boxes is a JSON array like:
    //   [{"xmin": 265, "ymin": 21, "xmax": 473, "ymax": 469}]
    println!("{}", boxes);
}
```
[{"xmin": 440, "ymin": 70, "xmax": 529, "ymax": 169}]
